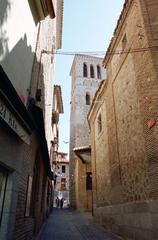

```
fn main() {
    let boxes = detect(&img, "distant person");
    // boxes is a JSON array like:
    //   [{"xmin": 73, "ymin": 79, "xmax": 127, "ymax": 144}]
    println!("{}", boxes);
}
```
[
  {"xmin": 60, "ymin": 198, "xmax": 64, "ymax": 209},
  {"xmin": 56, "ymin": 197, "xmax": 60, "ymax": 208}
]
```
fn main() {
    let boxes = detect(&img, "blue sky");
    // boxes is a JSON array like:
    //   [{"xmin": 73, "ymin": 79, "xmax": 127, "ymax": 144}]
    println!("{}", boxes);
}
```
[{"xmin": 55, "ymin": 0, "xmax": 124, "ymax": 155}]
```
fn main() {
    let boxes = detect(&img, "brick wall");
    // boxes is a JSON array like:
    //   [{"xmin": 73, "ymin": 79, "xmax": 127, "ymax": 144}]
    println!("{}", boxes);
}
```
[{"xmin": 88, "ymin": 0, "xmax": 158, "ymax": 239}]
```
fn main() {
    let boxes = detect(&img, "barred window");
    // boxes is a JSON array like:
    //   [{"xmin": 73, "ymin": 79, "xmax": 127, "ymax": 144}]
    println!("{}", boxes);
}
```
[
  {"xmin": 86, "ymin": 172, "xmax": 92, "ymax": 190},
  {"xmin": 86, "ymin": 93, "xmax": 90, "ymax": 105},
  {"xmin": 62, "ymin": 165, "xmax": 66, "ymax": 173},
  {"xmin": 83, "ymin": 63, "xmax": 88, "ymax": 77},
  {"xmin": 90, "ymin": 65, "xmax": 95, "ymax": 78},
  {"xmin": 97, "ymin": 65, "xmax": 101, "ymax": 79}
]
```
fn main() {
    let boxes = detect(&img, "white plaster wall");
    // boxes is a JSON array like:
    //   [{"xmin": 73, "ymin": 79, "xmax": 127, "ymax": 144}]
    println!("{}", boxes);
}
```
[
  {"xmin": 45, "ymin": 62, "xmax": 55, "ymax": 152},
  {"xmin": 0, "ymin": 1, "xmax": 57, "ymax": 153},
  {"xmin": 2, "ymin": 1, "xmax": 36, "ymax": 52},
  {"xmin": 0, "ymin": 0, "xmax": 37, "ymax": 105},
  {"xmin": 37, "ymin": 17, "xmax": 56, "ymax": 152}
]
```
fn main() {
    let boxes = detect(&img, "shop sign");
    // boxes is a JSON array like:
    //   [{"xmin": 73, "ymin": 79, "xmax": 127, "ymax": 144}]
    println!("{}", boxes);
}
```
[{"xmin": 0, "ymin": 98, "xmax": 30, "ymax": 144}]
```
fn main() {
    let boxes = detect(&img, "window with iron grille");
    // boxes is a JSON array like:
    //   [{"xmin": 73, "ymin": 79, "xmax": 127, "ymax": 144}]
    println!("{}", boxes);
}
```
[
  {"xmin": 86, "ymin": 93, "xmax": 90, "ymax": 105},
  {"xmin": 86, "ymin": 172, "xmax": 92, "ymax": 190},
  {"xmin": 97, "ymin": 65, "xmax": 101, "ymax": 79},
  {"xmin": 62, "ymin": 165, "xmax": 66, "ymax": 173},
  {"xmin": 83, "ymin": 63, "xmax": 88, "ymax": 77},
  {"xmin": 90, "ymin": 65, "xmax": 95, "ymax": 78}
]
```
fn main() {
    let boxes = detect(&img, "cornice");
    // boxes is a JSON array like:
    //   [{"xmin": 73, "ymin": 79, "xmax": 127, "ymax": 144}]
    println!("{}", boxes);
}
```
[
  {"xmin": 103, "ymin": 0, "xmax": 133, "ymax": 67},
  {"xmin": 70, "ymin": 54, "xmax": 104, "ymax": 76}
]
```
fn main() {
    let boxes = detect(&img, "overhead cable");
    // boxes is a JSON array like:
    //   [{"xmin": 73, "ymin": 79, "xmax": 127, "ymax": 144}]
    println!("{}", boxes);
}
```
[{"xmin": 55, "ymin": 45, "xmax": 158, "ymax": 56}]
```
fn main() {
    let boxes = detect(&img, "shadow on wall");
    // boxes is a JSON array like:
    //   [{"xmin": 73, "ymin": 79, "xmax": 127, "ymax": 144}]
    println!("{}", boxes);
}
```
[
  {"xmin": 0, "ymin": 0, "xmax": 11, "ymax": 58},
  {"xmin": 0, "ymin": 34, "xmax": 45, "ymax": 109},
  {"xmin": 1, "ymin": 35, "xmax": 34, "ymax": 105},
  {"xmin": 0, "ymin": 0, "xmax": 45, "ymax": 108},
  {"xmin": 0, "ymin": 0, "xmax": 46, "ymax": 112}
]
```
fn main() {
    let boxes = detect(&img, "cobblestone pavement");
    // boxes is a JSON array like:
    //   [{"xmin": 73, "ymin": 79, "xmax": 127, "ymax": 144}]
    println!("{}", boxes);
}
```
[{"xmin": 37, "ymin": 208, "xmax": 121, "ymax": 240}]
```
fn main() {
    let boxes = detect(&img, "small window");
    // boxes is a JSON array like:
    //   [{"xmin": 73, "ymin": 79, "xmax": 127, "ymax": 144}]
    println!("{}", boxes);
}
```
[
  {"xmin": 122, "ymin": 34, "xmax": 127, "ymax": 50},
  {"xmin": 86, "ymin": 93, "xmax": 90, "ymax": 105},
  {"xmin": 62, "ymin": 165, "xmax": 66, "ymax": 173},
  {"xmin": 86, "ymin": 172, "xmax": 92, "ymax": 190},
  {"xmin": 90, "ymin": 65, "xmax": 95, "ymax": 78},
  {"xmin": 97, "ymin": 65, "xmax": 101, "ymax": 79},
  {"xmin": 61, "ymin": 178, "xmax": 66, "ymax": 189},
  {"xmin": 83, "ymin": 63, "xmax": 88, "ymax": 77},
  {"xmin": 97, "ymin": 113, "xmax": 102, "ymax": 134}
]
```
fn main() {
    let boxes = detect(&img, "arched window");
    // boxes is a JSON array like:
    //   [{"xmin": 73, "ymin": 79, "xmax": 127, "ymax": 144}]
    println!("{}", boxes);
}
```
[
  {"xmin": 90, "ymin": 65, "xmax": 94, "ymax": 78},
  {"xmin": 83, "ymin": 63, "xmax": 88, "ymax": 77},
  {"xmin": 86, "ymin": 93, "xmax": 90, "ymax": 105},
  {"xmin": 97, "ymin": 65, "xmax": 101, "ymax": 79}
]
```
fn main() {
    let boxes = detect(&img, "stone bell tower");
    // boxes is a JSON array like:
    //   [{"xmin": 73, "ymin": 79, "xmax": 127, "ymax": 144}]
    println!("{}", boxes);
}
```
[{"xmin": 69, "ymin": 54, "xmax": 106, "ymax": 209}]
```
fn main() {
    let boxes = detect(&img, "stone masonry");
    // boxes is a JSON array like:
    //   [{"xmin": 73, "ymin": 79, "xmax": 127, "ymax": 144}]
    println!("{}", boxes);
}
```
[
  {"xmin": 69, "ymin": 54, "xmax": 106, "ymax": 209},
  {"xmin": 88, "ymin": 0, "xmax": 158, "ymax": 239}
]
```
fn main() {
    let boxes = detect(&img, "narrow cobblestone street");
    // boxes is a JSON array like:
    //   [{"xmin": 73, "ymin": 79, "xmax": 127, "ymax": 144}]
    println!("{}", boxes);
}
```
[{"xmin": 37, "ymin": 209, "xmax": 121, "ymax": 240}]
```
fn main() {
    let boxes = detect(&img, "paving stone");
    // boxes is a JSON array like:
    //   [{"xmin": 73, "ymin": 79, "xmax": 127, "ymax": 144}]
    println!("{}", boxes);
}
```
[{"xmin": 36, "ymin": 209, "xmax": 121, "ymax": 240}]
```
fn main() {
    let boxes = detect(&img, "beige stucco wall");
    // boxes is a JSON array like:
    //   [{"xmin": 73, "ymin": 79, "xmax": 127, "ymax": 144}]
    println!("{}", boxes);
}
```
[{"xmin": 75, "ymin": 159, "xmax": 92, "ymax": 212}]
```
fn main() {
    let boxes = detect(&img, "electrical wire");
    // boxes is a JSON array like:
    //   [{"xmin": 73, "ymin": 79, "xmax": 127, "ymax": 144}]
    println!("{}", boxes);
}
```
[{"xmin": 55, "ymin": 45, "xmax": 158, "ymax": 56}]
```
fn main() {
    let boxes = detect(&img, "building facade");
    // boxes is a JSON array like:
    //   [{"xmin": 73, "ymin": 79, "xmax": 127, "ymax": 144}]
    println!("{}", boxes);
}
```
[
  {"xmin": 69, "ymin": 54, "xmax": 106, "ymax": 211},
  {"xmin": 53, "ymin": 152, "xmax": 69, "ymax": 207},
  {"xmin": 0, "ymin": 0, "xmax": 63, "ymax": 239},
  {"xmin": 50, "ymin": 85, "xmax": 64, "ymax": 164},
  {"xmin": 88, "ymin": 0, "xmax": 158, "ymax": 239}
]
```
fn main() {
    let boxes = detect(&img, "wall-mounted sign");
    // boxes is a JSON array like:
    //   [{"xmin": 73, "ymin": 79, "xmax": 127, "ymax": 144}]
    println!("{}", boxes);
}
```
[
  {"xmin": 0, "ymin": 98, "xmax": 30, "ymax": 144},
  {"xmin": 147, "ymin": 118, "xmax": 156, "ymax": 129}
]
